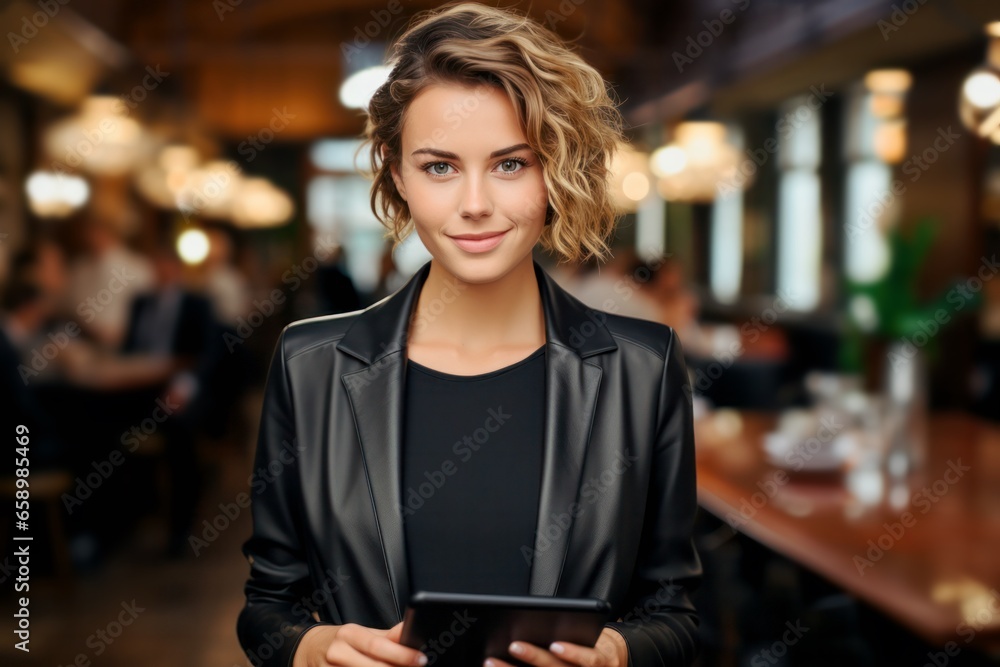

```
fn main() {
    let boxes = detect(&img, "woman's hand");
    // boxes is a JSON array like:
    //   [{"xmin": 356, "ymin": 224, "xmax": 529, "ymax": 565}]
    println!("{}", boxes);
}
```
[
  {"xmin": 292, "ymin": 620, "xmax": 428, "ymax": 667},
  {"xmin": 483, "ymin": 627, "xmax": 628, "ymax": 667}
]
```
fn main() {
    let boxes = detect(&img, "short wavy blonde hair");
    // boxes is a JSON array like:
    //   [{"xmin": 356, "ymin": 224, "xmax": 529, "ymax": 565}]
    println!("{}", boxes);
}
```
[{"xmin": 362, "ymin": 1, "xmax": 627, "ymax": 265}]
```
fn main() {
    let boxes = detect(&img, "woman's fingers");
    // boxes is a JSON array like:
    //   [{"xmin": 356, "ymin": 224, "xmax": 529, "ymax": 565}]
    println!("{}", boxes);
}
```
[
  {"xmin": 484, "ymin": 639, "xmax": 607, "ymax": 667},
  {"xmin": 546, "ymin": 641, "xmax": 605, "ymax": 667},
  {"xmin": 324, "ymin": 640, "xmax": 400, "ymax": 667},
  {"xmin": 483, "ymin": 641, "xmax": 571, "ymax": 667},
  {"xmin": 330, "ymin": 622, "xmax": 427, "ymax": 666},
  {"xmin": 384, "ymin": 621, "xmax": 405, "ymax": 643},
  {"xmin": 484, "ymin": 659, "xmax": 519, "ymax": 667}
]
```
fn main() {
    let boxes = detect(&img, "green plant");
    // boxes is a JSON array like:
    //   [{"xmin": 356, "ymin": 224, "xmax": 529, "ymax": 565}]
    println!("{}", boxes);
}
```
[{"xmin": 839, "ymin": 216, "xmax": 980, "ymax": 373}]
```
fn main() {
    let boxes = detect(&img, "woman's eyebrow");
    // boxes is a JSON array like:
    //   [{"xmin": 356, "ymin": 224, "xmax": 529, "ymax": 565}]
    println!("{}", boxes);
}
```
[{"xmin": 410, "ymin": 143, "xmax": 531, "ymax": 159}]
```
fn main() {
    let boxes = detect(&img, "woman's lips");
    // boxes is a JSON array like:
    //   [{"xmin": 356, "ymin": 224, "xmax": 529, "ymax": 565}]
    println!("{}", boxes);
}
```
[{"xmin": 449, "ymin": 230, "xmax": 508, "ymax": 253}]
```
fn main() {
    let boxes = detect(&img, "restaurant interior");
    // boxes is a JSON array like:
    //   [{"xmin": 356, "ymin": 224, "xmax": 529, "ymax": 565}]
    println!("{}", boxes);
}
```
[{"xmin": 1, "ymin": 0, "xmax": 999, "ymax": 665}]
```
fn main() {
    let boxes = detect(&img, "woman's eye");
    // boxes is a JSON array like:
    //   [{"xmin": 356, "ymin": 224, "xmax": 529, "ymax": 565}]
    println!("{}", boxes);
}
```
[
  {"xmin": 498, "ymin": 159, "xmax": 523, "ymax": 173},
  {"xmin": 428, "ymin": 162, "xmax": 452, "ymax": 175}
]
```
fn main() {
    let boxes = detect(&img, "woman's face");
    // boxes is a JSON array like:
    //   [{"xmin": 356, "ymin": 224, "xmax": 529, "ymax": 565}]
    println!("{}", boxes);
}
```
[{"xmin": 390, "ymin": 82, "xmax": 548, "ymax": 284}]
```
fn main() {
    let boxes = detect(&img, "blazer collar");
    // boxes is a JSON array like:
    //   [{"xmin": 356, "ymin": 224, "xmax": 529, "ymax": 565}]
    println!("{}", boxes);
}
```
[
  {"xmin": 337, "ymin": 258, "xmax": 618, "ymax": 364},
  {"xmin": 336, "ymin": 258, "xmax": 617, "ymax": 622}
]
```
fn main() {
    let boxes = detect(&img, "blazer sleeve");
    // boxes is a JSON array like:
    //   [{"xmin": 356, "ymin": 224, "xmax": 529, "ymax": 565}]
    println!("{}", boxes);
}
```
[
  {"xmin": 603, "ymin": 327, "xmax": 702, "ymax": 666},
  {"xmin": 236, "ymin": 326, "xmax": 336, "ymax": 667}
]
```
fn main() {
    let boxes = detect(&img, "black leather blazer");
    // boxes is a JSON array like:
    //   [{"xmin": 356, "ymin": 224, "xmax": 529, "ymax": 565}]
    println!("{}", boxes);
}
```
[{"xmin": 237, "ymin": 259, "xmax": 702, "ymax": 667}]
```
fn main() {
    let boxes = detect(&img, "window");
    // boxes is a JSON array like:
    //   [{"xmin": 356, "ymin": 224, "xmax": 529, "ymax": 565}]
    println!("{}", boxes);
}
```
[{"xmin": 776, "ymin": 94, "xmax": 823, "ymax": 311}]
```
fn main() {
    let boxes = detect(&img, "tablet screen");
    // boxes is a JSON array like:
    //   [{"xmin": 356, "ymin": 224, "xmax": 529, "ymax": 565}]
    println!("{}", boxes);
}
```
[{"xmin": 400, "ymin": 591, "xmax": 613, "ymax": 667}]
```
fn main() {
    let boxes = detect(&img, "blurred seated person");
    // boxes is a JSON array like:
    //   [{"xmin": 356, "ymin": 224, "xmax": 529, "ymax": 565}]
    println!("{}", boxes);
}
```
[
  {"xmin": 0, "ymin": 274, "xmax": 65, "ymax": 473},
  {"xmin": 11, "ymin": 238, "xmax": 174, "ymax": 391},
  {"xmin": 3, "ymin": 239, "xmax": 198, "ymax": 566},
  {"xmin": 63, "ymin": 219, "xmax": 154, "ymax": 350},
  {"xmin": 121, "ymin": 246, "xmax": 221, "ymax": 422},
  {"xmin": 200, "ymin": 226, "xmax": 250, "ymax": 326},
  {"xmin": 631, "ymin": 255, "xmax": 790, "ymax": 410},
  {"xmin": 315, "ymin": 242, "xmax": 362, "ymax": 315},
  {"xmin": 629, "ymin": 254, "xmax": 701, "ymax": 346},
  {"xmin": 120, "ymin": 245, "xmax": 223, "ymax": 556},
  {"xmin": 563, "ymin": 247, "xmax": 663, "ymax": 321},
  {"xmin": 193, "ymin": 227, "xmax": 255, "ymax": 438}
]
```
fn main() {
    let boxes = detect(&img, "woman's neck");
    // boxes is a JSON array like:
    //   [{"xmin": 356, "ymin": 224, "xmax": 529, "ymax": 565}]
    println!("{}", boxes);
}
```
[{"xmin": 408, "ymin": 255, "xmax": 545, "ymax": 353}]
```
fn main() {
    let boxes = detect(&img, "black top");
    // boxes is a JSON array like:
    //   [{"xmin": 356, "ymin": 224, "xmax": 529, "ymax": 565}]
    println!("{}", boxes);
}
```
[{"xmin": 401, "ymin": 344, "xmax": 546, "ymax": 596}]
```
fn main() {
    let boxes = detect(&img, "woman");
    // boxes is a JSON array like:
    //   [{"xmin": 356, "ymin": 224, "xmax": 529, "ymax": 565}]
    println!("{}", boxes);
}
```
[{"xmin": 237, "ymin": 4, "xmax": 701, "ymax": 667}]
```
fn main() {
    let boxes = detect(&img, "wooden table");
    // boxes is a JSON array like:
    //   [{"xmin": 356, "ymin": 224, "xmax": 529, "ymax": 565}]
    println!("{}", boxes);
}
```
[{"xmin": 694, "ymin": 409, "xmax": 1000, "ymax": 652}]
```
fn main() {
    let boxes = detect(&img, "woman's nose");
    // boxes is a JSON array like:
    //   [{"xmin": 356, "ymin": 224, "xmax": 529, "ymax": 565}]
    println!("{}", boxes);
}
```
[{"xmin": 459, "ymin": 174, "xmax": 494, "ymax": 219}]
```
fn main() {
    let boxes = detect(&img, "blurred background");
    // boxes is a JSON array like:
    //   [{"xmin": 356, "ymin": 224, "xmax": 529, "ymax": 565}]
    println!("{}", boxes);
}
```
[{"xmin": 1, "ymin": 0, "xmax": 1000, "ymax": 665}]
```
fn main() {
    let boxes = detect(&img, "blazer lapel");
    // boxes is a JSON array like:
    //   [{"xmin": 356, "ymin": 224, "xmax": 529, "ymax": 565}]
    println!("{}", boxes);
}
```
[
  {"xmin": 337, "ymin": 259, "xmax": 617, "ymax": 622},
  {"xmin": 528, "ymin": 341, "xmax": 603, "ymax": 596}
]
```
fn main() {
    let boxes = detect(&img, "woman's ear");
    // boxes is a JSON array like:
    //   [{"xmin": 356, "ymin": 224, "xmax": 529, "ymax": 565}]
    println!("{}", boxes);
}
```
[{"xmin": 389, "ymin": 161, "xmax": 407, "ymax": 202}]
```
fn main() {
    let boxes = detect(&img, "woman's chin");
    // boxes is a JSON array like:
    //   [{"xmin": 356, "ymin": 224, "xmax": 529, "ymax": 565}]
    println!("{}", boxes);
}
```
[{"xmin": 433, "ymin": 251, "xmax": 530, "ymax": 286}]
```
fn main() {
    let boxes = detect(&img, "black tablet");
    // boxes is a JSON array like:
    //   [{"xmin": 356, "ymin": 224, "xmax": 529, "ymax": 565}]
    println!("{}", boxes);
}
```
[{"xmin": 400, "ymin": 591, "xmax": 613, "ymax": 667}]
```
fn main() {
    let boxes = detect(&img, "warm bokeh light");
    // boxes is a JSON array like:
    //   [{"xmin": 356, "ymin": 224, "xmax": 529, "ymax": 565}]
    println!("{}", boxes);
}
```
[
  {"xmin": 43, "ymin": 96, "xmax": 149, "ymax": 175},
  {"xmin": 135, "ymin": 144, "xmax": 202, "ymax": 209},
  {"xmin": 652, "ymin": 122, "xmax": 742, "ymax": 202},
  {"xmin": 873, "ymin": 119, "xmax": 907, "ymax": 164},
  {"xmin": 230, "ymin": 178, "xmax": 295, "ymax": 228},
  {"xmin": 176, "ymin": 160, "xmax": 243, "ymax": 219},
  {"xmin": 959, "ymin": 23, "xmax": 1000, "ymax": 142},
  {"xmin": 339, "ymin": 65, "xmax": 392, "ymax": 109},
  {"xmin": 864, "ymin": 69, "xmax": 913, "ymax": 94},
  {"xmin": 650, "ymin": 144, "xmax": 687, "ymax": 176},
  {"xmin": 609, "ymin": 144, "xmax": 652, "ymax": 211},
  {"xmin": 24, "ymin": 170, "xmax": 90, "ymax": 218},
  {"xmin": 964, "ymin": 71, "xmax": 1000, "ymax": 110},
  {"xmin": 176, "ymin": 227, "xmax": 210, "ymax": 265}
]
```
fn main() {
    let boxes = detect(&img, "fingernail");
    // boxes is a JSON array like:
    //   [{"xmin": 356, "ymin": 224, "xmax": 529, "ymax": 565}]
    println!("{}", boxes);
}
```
[
  {"xmin": 509, "ymin": 642, "xmax": 524, "ymax": 654},
  {"xmin": 484, "ymin": 660, "xmax": 495, "ymax": 667},
  {"xmin": 550, "ymin": 642, "xmax": 564, "ymax": 654},
  {"xmin": 416, "ymin": 654, "xmax": 428, "ymax": 666}
]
